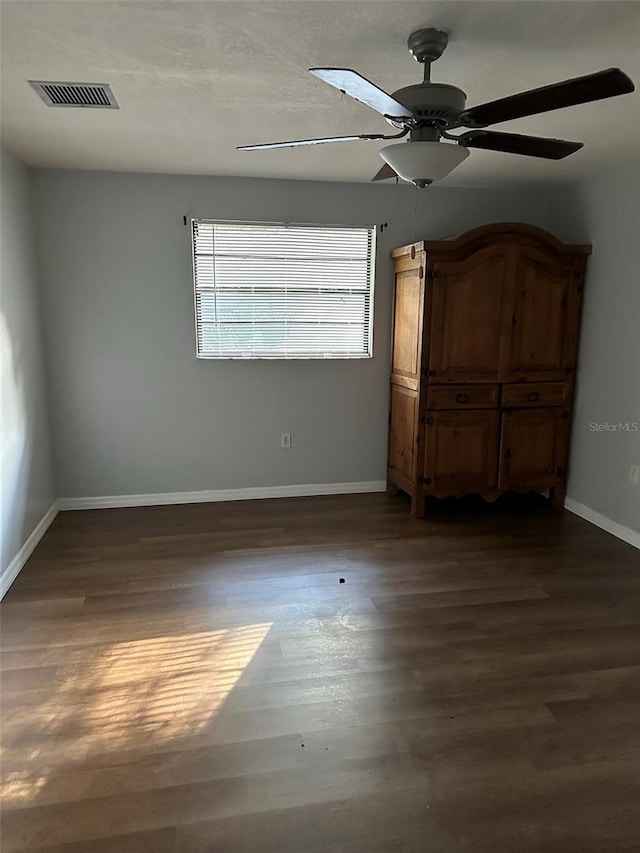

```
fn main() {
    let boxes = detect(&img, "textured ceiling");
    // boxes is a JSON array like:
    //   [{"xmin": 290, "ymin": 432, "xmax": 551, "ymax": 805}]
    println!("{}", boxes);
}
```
[{"xmin": 1, "ymin": 0, "xmax": 639, "ymax": 185}]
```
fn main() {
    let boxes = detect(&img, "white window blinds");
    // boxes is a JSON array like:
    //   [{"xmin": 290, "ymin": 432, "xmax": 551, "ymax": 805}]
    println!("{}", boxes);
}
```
[{"xmin": 192, "ymin": 221, "xmax": 376, "ymax": 359}]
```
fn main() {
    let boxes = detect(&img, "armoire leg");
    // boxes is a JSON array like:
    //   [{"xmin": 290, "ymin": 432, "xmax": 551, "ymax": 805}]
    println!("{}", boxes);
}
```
[
  {"xmin": 387, "ymin": 479, "xmax": 399, "ymax": 497},
  {"xmin": 410, "ymin": 492, "xmax": 426, "ymax": 518},
  {"xmin": 549, "ymin": 486, "xmax": 566, "ymax": 510}
]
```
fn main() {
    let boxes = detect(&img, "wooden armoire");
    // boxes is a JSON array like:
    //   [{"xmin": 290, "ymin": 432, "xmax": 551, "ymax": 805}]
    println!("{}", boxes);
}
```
[{"xmin": 387, "ymin": 222, "xmax": 591, "ymax": 517}]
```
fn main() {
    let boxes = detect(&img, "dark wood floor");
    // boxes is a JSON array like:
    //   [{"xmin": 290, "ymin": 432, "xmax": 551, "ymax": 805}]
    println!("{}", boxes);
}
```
[{"xmin": 1, "ymin": 493, "xmax": 640, "ymax": 852}]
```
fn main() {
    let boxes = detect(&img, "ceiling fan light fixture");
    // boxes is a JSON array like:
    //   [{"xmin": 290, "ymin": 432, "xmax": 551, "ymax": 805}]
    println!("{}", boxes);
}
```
[{"xmin": 379, "ymin": 141, "xmax": 469, "ymax": 186}]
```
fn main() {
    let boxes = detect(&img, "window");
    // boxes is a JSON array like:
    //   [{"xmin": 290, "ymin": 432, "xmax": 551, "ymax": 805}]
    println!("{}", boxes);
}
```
[{"xmin": 192, "ymin": 220, "xmax": 376, "ymax": 359}]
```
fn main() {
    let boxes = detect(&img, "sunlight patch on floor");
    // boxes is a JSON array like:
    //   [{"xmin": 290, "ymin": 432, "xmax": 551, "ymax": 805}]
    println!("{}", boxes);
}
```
[
  {"xmin": 83, "ymin": 624, "xmax": 273, "ymax": 738},
  {"xmin": 1, "ymin": 623, "xmax": 272, "ymax": 805}
]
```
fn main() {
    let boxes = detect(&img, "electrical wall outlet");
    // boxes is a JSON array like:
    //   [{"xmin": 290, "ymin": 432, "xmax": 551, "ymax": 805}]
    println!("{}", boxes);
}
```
[
  {"xmin": 280, "ymin": 432, "xmax": 291, "ymax": 449},
  {"xmin": 630, "ymin": 465, "xmax": 640, "ymax": 485}
]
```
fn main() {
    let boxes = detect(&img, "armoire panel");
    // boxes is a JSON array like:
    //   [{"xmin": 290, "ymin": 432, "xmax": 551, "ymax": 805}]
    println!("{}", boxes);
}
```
[
  {"xmin": 508, "ymin": 248, "xmax": 577, "ymax": 381},
  {"xmin": 499, "ymin": 408, "xmax": 569, "ymax": 490},
  {"xmin": 391, "ymin": 266, "xmax": 424, "ymax": 384},
  {"xmin": 428, "ymin": 245, "xmax": 514, "ymax": 383},
  {"xmin": 388, "ymin": 385, "xmax": 418, "ymax": 483},
  {"xmin": 423, "ymin": 410, "xmax": 500, "ymax": 494}
]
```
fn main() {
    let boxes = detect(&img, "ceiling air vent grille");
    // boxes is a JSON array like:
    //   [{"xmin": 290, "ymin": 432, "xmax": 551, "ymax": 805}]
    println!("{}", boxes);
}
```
[{"xmin": 29, "ymin": 81, "xmax": 118, "ymax": 109}]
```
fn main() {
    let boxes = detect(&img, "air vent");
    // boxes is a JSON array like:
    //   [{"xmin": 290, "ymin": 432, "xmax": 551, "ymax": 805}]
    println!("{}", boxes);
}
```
[{"xmin": 29, "ymin": 81, "xmax": 118, "ymax": 109}]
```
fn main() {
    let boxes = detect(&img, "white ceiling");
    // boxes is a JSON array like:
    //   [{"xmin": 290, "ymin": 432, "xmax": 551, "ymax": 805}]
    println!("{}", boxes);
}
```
[{"xmin": 1, "ymin": 0, "xmax": 639, "ymax": 186}]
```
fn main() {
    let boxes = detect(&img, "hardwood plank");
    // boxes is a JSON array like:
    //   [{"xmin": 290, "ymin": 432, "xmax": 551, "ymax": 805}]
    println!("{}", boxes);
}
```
[{"xmin": 31, "ymin": 828, "xmax": 177, "ymax": 853}]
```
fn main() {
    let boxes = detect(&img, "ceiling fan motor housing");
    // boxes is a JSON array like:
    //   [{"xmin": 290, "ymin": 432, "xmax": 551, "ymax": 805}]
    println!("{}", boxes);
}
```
[{"xmin": 388, "ymin": 83, "xmax": 467, "ymax": 129}]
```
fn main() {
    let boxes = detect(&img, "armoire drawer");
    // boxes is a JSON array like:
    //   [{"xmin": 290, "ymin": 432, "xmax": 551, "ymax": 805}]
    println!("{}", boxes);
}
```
[
  {"xmin": 502, "ymin": 382, "xmax": 569, "ymax": 408},
  {"xmin": 427, "ymin": 384, "xmax": 499, "ymax": 410}
]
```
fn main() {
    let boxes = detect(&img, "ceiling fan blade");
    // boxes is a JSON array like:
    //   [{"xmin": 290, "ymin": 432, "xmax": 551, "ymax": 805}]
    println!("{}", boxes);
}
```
[
  {"xmin": 459, "ymin": 130, "xmax": 583, "ymax": 160},
  {"xmin": 309, "ymin": 68, "xmax": 415, "ymax": 119},
  {"xmin": 461, "ymin": 68, "xmax": 634, "ymax": 127},
  {"xmin": 237, "ymin": 133, "xmax": 386, "ymax": 151},
  {"xmin": 371, "ymin": 163, "xmax": 398, "ymax": 182}
]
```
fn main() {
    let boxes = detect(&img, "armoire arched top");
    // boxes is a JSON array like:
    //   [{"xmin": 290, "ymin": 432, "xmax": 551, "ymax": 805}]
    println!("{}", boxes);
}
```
[{"xmin": 391, "ymin": 222, "xmax": 592, "ymax": 261}]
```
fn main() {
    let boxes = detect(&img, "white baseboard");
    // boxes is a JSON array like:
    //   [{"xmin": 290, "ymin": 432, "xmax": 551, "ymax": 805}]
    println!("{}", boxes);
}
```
[
  {"xmin": 564, "ymin": 497, "xmax": 640, "ymax": 550},
  {"xmin": 0, "ymin": 502, "xmax": 59, "ymax": 600},
  {"xmin": 58, "ymin": 480, "xmax": 387, "ymax": 511}
]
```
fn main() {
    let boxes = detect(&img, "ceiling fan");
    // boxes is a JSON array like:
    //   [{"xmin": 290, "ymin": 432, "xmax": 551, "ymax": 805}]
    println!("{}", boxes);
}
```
[{"xmin": 238, "ymin": 28, "xmax": 635, "ymax": 187}]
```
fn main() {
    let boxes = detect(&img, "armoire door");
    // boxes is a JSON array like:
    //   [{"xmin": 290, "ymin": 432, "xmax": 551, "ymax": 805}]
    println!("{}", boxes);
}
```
[
  {"xmin": 427, "ymin": 244, "xmax": 515, "ymax": 383},
  {"xmin": 499, "ymin": 408, "xmax": 570, "ymax": 490},
  {"xmin": 508, "ymin": 246, "xmax": 581, "ymax": 381},
  {"xmin": 423, "ymin": 410, "xmax": 500, "ymax": 494},
  {"xmin": 391, "ymin": 260, "xmax": 425, "ymax": 390},
  {"xmin": 388, "ymin": 385, "xmax": 419, "ymax": 485}
]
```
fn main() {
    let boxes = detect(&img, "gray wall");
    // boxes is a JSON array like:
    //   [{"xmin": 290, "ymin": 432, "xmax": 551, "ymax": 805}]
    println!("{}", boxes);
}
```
[
  {"xmin": 1, "ymin": 149, "xmax": 55, "ymax": 577},
  {"xmin": 33, "ymin": 169, "xmax": 558, "ymax": 499},
  {"xmin": 551, "ymin": 167, "xmax": 640, "ymax": 533}
]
